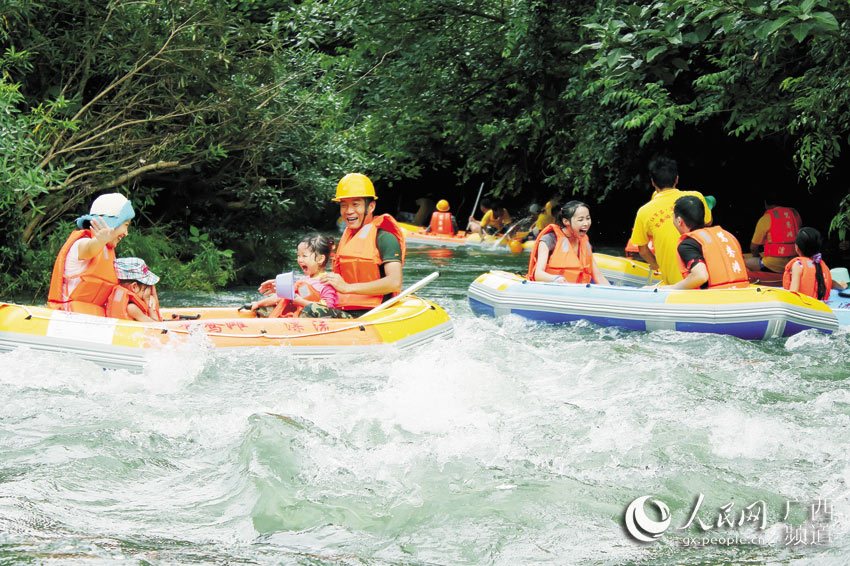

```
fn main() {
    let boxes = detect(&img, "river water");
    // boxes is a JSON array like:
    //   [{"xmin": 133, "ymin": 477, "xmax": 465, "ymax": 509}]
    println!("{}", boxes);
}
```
[{"xmin": 2, "ymin": 246, "xmax": 849, "ymax": 565}]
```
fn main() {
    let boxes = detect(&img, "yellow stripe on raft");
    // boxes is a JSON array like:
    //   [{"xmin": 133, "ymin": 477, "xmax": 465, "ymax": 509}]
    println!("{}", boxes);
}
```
[{"xmin": 662, "ymin": 286, "xmax": 835, "ymax": 313}]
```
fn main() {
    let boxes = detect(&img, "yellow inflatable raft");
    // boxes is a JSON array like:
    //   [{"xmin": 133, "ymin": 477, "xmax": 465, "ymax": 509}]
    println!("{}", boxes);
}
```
[
  {"xmin": 0, "ymin": 295, "xmax": 452, "ymax": 372},
  {"xmin": 594, "ymin": 253, "xmax": 663, "ymax": 286},
  {"xmin": 399, "ymin": 222, "xmax": 530, "ymax": 252}
]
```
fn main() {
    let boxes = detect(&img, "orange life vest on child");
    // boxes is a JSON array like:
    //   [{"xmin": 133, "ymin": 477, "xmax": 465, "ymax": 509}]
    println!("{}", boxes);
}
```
[
  {"xmin": 677, "ymin": 226, "xmax": 749, "ymax": 289},
  {"xmin": 783, "ymin": 256, "xmax": 832, "ymax": 300},
  {"xmin": 763, "ymin": 207, "xmax": 801, "ymax": 257},
  {"xmin": 429, "ymin": 211, "xmax": 455, "ymax": 235},
  {"xmin": 47, "ymin": 230, "xmax": 119, "ymax": 316},
  {"xmin": 105, "ymin": 285, "xmax": 158, "ymax": 321},
  {"xmin": 269, "ymin": 280, "xmax": 323, "ymax": 318},
  {"xmin": 527, "ymin": 224, "xmax": 593, "ymax": 283},
  {"xmin": 332, "ymin": 214, "xmax": 407, "ymax": 310}
]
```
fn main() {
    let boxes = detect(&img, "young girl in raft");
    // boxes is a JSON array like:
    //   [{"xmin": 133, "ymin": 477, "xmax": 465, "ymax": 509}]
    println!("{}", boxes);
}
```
[
  {"xmin": 783, "ymin": 227, "xmax": 847, "ymax": 300},
  {"xmin": 527, "ymin": 200, "xmax": 610, "ymax": 285},
  {"xmin": 251, "ymin": 233, "xmax": 339, "ymax": 317}
]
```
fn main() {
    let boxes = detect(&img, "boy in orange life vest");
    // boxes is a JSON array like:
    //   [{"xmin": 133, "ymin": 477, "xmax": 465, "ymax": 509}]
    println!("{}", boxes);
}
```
[
  {"xmin": 425, "ymin": 199, "xmax": 458, "ymax": 235},
  {"xmin": 301, "ymin": 173, "xmax": 406, "ymax": 319},
  {"xmin": 107, "ymin": 257, "xmax": 162, "ymax": 322},
  {"xmin": 657, "ymin": 196, "xmax": 749, "ymax": 290},
  {"xmin": 47, "ymin": 193, "xmax": 135, "ymax": 316},
  {"xmin": 744, "ymin": 200, "xmax": 802, "ymax": 273}
]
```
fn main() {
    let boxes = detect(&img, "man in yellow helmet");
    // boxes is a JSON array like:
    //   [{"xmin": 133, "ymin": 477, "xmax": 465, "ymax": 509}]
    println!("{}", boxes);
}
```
[
  {"xmin": 425, "ymin": 199, "xmax": 458, "ymax": 235},
  {"xmin": 303, "ymin": 173, "xmax": 406, "ymax": 318}
]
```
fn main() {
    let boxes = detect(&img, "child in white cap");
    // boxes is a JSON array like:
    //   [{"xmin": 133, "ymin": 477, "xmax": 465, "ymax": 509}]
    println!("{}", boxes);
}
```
[
  {"xmin": 47, "ymin": 193, "xmax": 136, "ymax": 316},
  {"xmin": 106, "ymin": 257, "xmax": 162, "ymax": 322}
]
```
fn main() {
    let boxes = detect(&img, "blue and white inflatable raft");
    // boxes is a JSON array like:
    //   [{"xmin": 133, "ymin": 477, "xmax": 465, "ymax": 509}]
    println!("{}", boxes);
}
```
[{"xmin": 468, "ymin": 271, "xmax": 840, "ymax": 340}]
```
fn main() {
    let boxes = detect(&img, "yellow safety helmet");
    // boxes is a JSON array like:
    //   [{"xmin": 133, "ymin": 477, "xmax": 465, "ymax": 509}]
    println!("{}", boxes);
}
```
[
  {"xmin": 333, "ymin": 173, "xmax": 377, "ymax": 201},
  {"xmin": 436, "ymin": 199, "xmax": 450, "ymax": 212}
]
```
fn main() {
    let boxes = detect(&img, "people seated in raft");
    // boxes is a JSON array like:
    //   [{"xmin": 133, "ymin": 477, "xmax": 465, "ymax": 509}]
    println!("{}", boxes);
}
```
[
  {"xmin": 527, "ymin": 200, "xmax": 610, "ymax": 285},
  {"xmin": 629, "ymin": 155, "xmax": 712, "ymax": 285},
  {"xmin": 425, "ymin": 199, "xmax": 458, "ymax": 235},
  {"xmin": 469, "ymin": 198, "xmax": 512, "ymax": 235},
  {"xmin": 468, "ymin": 198, "xmax": 495, "ymax": 234},
  {"xmin": 107, "ymin": 257, "xmax": 162, "ymax": 322},
  {"xmin": 783, "ymin": 227, "xmax": 847, "ymax": 300},
  {"xmin": 300, "ymin": 173, "xmax": 406, "ymax": 319},
  {"xmin": 656, "ymin": 196, "xmax": 749, "ymax": 290},
  {"xmin": 744, "ymin": 198, "xmax": 802, "ymax": 274},
  {"xmin": 252, "ymin": 233, "xmax": 340, "ymax": 318},
  {"xmin": 47, "ymin": 193, "xmax": 136, "ymax": 317}
]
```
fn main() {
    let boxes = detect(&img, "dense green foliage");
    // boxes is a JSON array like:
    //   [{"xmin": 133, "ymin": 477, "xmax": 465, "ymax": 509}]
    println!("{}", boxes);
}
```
[{"xmin": 2, "ymin": 0, "xmax": 849, "ymax": 297}]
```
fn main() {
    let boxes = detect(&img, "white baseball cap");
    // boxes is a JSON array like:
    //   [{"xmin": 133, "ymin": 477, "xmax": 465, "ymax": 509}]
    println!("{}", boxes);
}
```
[{"xmin": 76, "ymin": 193, "xmax": 135, "ymax": 229}]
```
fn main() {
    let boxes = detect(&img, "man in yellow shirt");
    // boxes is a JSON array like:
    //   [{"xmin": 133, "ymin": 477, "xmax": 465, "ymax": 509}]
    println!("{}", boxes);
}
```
[
  {"xmin": 469, "ymin": 199, "xmax": 512, "ymax": 234},
  {"xmin": 629, "ymin": 156, "xmax": 712, "ymax": 285},
  {"xmin": 537, "ymin": 195, "xmax": 559, "ymax": 230}
]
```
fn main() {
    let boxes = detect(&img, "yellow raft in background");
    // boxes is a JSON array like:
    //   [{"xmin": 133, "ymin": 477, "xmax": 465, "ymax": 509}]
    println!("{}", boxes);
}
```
[
  {"xmin": 0, "ymin": 296, "xmax": 453, "ymax": 372},
  {"xmin": 594, "ymin": 253, "xmax": 663, "ymax": 287},
  {"xmin": 399, "ymin": 222, "xmax": 531, "ymax": 252}
]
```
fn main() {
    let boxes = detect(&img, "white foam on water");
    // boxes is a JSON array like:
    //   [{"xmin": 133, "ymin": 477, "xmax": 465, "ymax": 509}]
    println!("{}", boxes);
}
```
[
  {"xmin": 3, "ymin": 268, "xmax": 849, "ymax": 564},
  {"xmin": 707, "ymin": 407, "xmax": 798, "ymax": 460}
]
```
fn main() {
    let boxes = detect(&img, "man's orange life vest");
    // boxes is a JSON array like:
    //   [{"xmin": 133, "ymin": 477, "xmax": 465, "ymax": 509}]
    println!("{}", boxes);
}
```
[
  {"xmin": 47, "ymin": 230, "xmax": 118, "ymax": 316},
  {"xmin": 429, "ymin": 211, "xmax": 454, "ymax": 235},
  {"xmin": 763, "ymin": 207, "xmax": 801, "ymax": 257},
  {"xmin": 783, "ymin": 256, "xmax": 833, "ymax": 301},
  {"xmin": 333, "ymin": 214, "xmax": 407, "ymax": 310},
  {"xmin": 105, "ymin": 285, "xmax": 159, "ymax": 321},
  {"xmin": 527, "ymin": 224, "xmax": 593, "ymax": 283},
  {"xmin": 677, "ymin": 226, "xmax": 749, "ymax": 289},
  {"xmin": 270, "ymin": 280, "xmax": 323, "ymax": 318}
]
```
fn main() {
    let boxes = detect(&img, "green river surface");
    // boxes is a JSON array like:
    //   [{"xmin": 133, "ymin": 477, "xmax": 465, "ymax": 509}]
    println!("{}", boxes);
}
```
[{"xmin": 1, "ymin": 244, "xmax": 849, "ymax": 565}]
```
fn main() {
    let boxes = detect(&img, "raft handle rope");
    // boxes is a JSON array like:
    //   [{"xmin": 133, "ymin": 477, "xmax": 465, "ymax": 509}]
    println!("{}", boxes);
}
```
[{"xmin": 171, "ymin": 313, "xmax": 201, "ymax": 320}]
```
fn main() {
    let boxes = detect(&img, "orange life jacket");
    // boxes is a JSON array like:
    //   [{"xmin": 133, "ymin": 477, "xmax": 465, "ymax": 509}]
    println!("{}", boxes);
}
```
[
  {"xmin": 429, "ymin": 211, "xmax": 454, "ymax": 235},
  {"xmin": 677, "ymin": 226, "xmax": 749, "ymax": 289},
  {"xmin": 763, "ymin": 207, "xmax": 801, "ymax": 257},
  {"xmin": 47, "ymin": 230, "xmax": 119, "ymax": 316},
  {"xmin": 783, "ymin": 256, "xmax": 832, "ymax": 300},
  {"xmin": 625, "ymin": 238, "xmax": 654, "ymax": 257},
  {"xmin": 269, "ymin": 280, "xmax": 322, "ymax": 318},
  {"xmin": 332, "ymin": 214, "xmax": 407, "ymax": 310},
  {"xmin": 527, "ymin": 224, "xmax": 593, "ymax": 283},
  {"xmin": 105, "ymin": 285, "xmax": 156, "ymax": 321}
]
